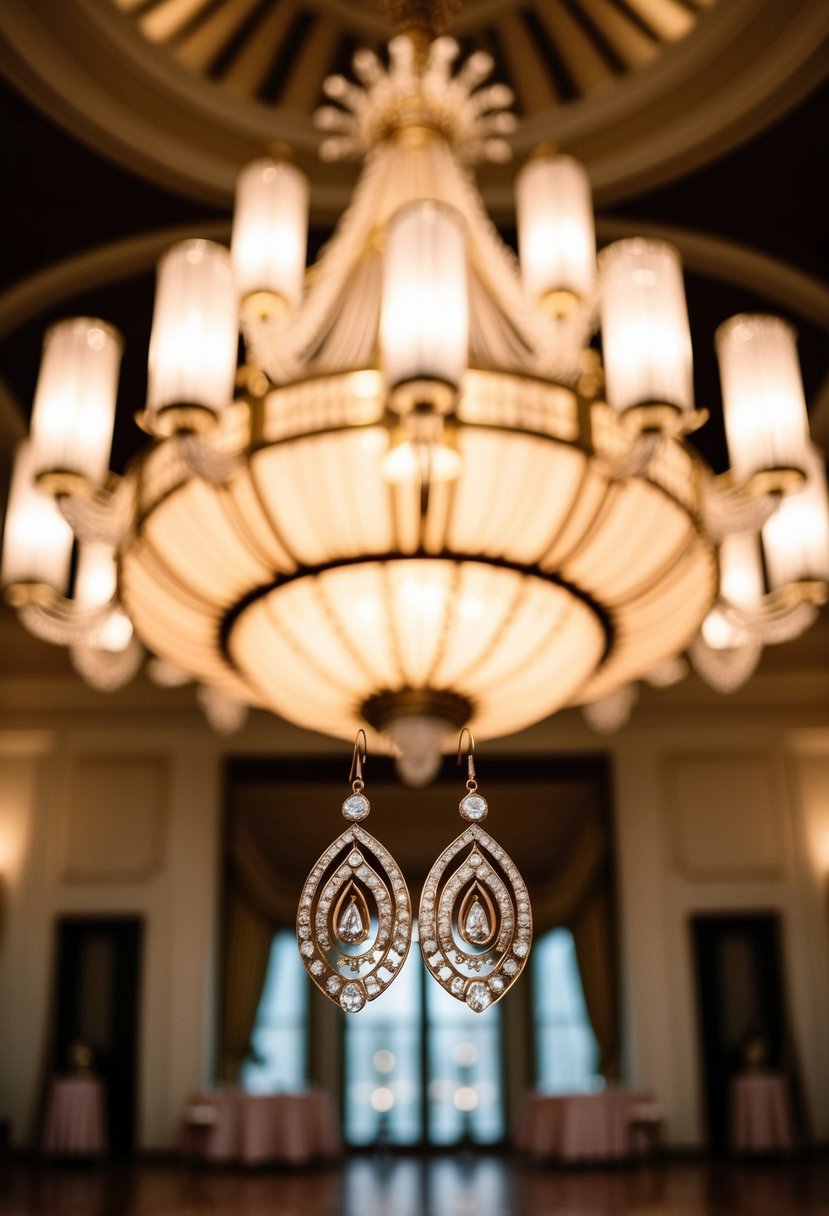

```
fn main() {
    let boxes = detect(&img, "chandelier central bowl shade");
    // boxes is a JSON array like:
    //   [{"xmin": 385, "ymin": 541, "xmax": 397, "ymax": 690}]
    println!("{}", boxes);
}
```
[{"xmin": 120, "ymin": 367, "xmax": 715, "ymax": 747}]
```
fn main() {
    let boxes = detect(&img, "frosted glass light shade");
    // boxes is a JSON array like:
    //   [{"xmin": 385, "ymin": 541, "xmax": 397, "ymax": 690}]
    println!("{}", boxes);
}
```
[
  {"xmin": 1, "ymin": 441, "xmax": 73, "ymax": 596},
  {"xmin": 75, "ymin": 541, "xmax": 118, "ymax": 607},
  {"xmin": 146, "ymin": 240, "xmax": 238, "ymax": 422},
  {"xmin": 381, "ymin": 202, "xmax": 468, "ymax": 401},
  {"xmin": 599, "ymin": 239, "xmax": 693, "ymax": 414},
  {"xmin": 716, "ymin": 314, "xmax": 811, "ymax": 489},
  {"xmin": 762, "ymin": 444, "xmax": 829, "ymax": 590},
  {"xmin": 516, "ymin": 152, "xmax": 596, "ymax": 306},
  {"xmin": 718, "ymin": 531, "xmax": 765, "ymax": 609},
  {"xmin": 232, "ymin": 158, "xmax": 309, "ymax": 307},
  {"xmin": 30, "ymin": 317, "xmax": 122, "ymax": 489}
]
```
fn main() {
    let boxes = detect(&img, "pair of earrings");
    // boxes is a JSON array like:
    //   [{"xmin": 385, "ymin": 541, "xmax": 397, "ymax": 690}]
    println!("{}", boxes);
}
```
[{"xmin": 296, "ymin": 729, "xmax": 532, "ymax": 1014}]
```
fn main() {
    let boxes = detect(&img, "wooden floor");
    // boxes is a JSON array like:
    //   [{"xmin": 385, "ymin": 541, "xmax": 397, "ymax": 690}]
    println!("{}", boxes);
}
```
[{"xmin": 2, "ymin": 1155, "xmax": 829, "ymax": 1216}]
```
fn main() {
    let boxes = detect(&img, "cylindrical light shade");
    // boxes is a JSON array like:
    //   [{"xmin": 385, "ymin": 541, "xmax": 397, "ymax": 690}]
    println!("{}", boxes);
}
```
[
  {"xmin": 718, "ymin": 531, "xmax": 765, "ymax": 608},
  {"xmin": 716, "ymin": 314, "xmax": 811, "ymax": 488},
  {"xmin": 381, "ymin": 202, "xmax": 468, "ymax": 398},
  {"xmin": 1, "ymin": 441, "xmax": 73, "ymax": 596},
  {"xmin": 29, "ymin": 318, "xmax": 122, "ymax": 490},
  {"xmin": 232, "ymin": 158, "xmax": 309, "ymax": 307},
  {"xmin": 516, "ymin": 152, "xmax": 595, "ymax": 306},
  {"xmin": 75, "ymin": 541, "xmax": 118, "ymax": 607},
  {"xmin": 599, "ymin": 239, "xmax": 693, "ymax": 414},
  {"xmin": 762, "ymin": 444, "xmax": 829, "ymax": 590},
  {"xmin": 75, "ymin": 541, "xmax": 134, "ymax": 650},
  {"xmin": 146, "ymin": 240, "xmax": 238, "ymax": 421}
]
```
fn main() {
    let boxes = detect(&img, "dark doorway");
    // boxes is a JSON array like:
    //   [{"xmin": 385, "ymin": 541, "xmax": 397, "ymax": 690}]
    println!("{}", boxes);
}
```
[
  {"xmin": 52, "ymin": 917, "xmax": 142, "ymax": 1157},
  {"xmin": 692, "ymin": 913, "xmax": 789, "ymax": 1153}
]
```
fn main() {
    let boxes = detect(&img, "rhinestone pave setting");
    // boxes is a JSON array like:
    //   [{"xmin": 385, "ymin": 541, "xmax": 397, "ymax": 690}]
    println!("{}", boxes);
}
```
[
  {"xmin": 418, "ymin": 825, "xmax": 532, "ymax": 1012},
  {"xmin": 297, "ymin": 809, "xmax": 412, "ymax": 1012}
]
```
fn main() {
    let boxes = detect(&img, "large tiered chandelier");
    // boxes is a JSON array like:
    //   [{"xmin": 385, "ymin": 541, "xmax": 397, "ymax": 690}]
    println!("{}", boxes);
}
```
[{"xmin": 3, "ymin": 8, "xmax": 828, "ymax": 784}]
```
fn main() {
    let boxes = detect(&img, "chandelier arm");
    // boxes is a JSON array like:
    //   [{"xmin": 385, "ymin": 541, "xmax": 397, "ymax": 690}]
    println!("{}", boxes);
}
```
[
  {"xmin": 720, "ymin": 596, "xmax": 819, "ymax": 645},
  {"xmin": 56, "ymin": 477, "xmax": 135, "ymax": 545},
  {"xmin": 581, "ymin": 684, "xmax": 639, "ymax": 734},
  {"xmin": 700, "ymin": 474, "xmax": 780, "ymax": 541},
  {"xmin": 69, "ymin": 634, "xmax": 144, "ymax": 693},
  {"xmin": 18, "ymin": 594, "xmax": 123, "ymax": 648},
  {"xmin": 175, "ymin": 433, "xmax": 241, "ymax": 484},
  {"xmin": 688, "ymin": 633, "xmax": 763, "ymax": 694}
]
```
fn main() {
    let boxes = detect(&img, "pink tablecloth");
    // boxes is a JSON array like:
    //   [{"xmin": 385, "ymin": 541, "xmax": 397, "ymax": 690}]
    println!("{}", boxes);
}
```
[
  {"xmin": 730, "ymin": 1074, "xmax": 793, "ymax": 1155},
  {"xmin": 182, "ymin": 1091, "xmax": 342, "ymax": 1165},
  {"xmin": 515, "ymin": 1090, "xmax": 653, "ymax": 1162},
  {"xmin": 42, "ymin": 1077, "xmax": 107, "ymax": 1158}
]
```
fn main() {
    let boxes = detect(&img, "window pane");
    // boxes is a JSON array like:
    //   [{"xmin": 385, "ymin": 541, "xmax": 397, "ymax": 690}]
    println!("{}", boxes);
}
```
[
  {"xmin": 533, "ymin": 927, "xmax": 601, "ymax": 1093},
  {"xmin": 426, "ymin": 975, "xmax": 504, "ymax": 1145},
  {"xmin": 344, "ymin": 945, "xmax": 422, "ymax": 1145},
  {"xmin": 242, "ymin": 930, "xmax": 309, "ymax": 1093}
]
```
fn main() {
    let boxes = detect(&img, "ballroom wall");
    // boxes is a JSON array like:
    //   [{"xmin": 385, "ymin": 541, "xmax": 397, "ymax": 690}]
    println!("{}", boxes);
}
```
[{"xmin": 0, "ymin": 667, "xmax": 827, "ymax": 1151}]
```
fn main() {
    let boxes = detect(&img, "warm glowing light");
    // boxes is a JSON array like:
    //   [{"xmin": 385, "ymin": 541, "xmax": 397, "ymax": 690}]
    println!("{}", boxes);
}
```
[
  {"xmin": 381, "ymin": 202, "xmax": 468, "ymax": 404},
  {"xmin": 1, "ymin": 441, "xmax": 73, "ymax": 596},
  {"xmin": 373, "ymin": 1050, "xmax": 396, "ymax": 1074},
  {"xmin": 232, "ymin": 158, "xmax": 309, "ymax": 307},
  {"xmin": 717, "ymin": 314, "xmax": 811, "ymax": 488},
  {"xmin": 762, "ymin": 444, "xmax": 829, "ymax": 590},
  {"xmin": 29, "ymin": 318, "xmax": 122, "ymax": 489},
  {"xmin": 453, "ymin": 1085, "xmax": 479, "ymax": 1112},
  {"xmin": 75, "ymin": 543, "xmax": 134, "ymax": 652},
  {"xmin": 453, "ymin": 1041, "xmax": 479, "ymax": 1068},
  {"xmin": 146, "ymin": 240, "xmax": 238, "ymax": 423},
  {"xmin": 719, "ymin": 532, "xmax": 765, "ymax": 610},
  {"xmin": 599, "ymin": 239, "xmax": 693, "ymax": 414},
  {"xmin": 516, "ymin": 151, "xmax": 595, "ymax": 306},
  {"xmin": 370, "ymin": 1086, "xmax": 395, "ymax": 1113}
]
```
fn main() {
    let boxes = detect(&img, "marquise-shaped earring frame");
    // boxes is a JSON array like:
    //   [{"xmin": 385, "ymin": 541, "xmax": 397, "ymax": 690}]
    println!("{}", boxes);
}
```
[
  {"xmin": 297, "ymin": 792, "xmax": 412, "ymax": 1013},
  {"xmin": 419, "ymin": 806, "xmax": 532, "ymax": 1013}
]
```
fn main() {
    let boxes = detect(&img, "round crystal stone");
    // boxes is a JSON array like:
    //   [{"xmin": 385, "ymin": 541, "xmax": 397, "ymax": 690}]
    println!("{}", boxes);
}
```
[
  {"xmin": 343, "ymin": 793, "xmax": 370, "ymax": 820},
  {"xmin": 348, "ymin": 851, "xmax": 363, "ymax": 866},
  {"xmin": 489, "ymin": 976, "xmax": 504, "ymax": 993},
  {"xmin": 310, "ymin": 960, "xmax": 324, "ymax": 976},
  {"xmin": 466, "ymin": 982, "xmax": 491, "ymax": 1012},
  {"xmin": 503, "ymin": 959, "xmax": 518, "ymax": 975},
  {"xmin": 460, "ymin": 794, "xmax": 488, "ymax": 822},
  {"xmin": 301, "ymin": 942, "xmax": 315, "ymax": 957},
  {"xmin": 423, "ymin": 939, "xmax": 438, "ymax": 954},
  {"xmin": 340, "ymin": 983, "xmax": 366, "ymax": 1012},
  {"xmin": 451, "ymin": 977, "xmax": 466, "ymax": 996},
  {"xmin": 514, "ymin": 941, "xmax": 529, "ymax": 957},
  {"xmin": 326, "ymin": 976, "xmax": 342, "ymax": 994}
]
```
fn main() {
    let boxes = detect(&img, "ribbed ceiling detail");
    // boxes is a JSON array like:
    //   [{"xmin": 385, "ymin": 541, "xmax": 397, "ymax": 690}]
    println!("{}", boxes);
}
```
[{"xmin": 112, "ymin": 0, "xmax": 716, "ymax": 115}]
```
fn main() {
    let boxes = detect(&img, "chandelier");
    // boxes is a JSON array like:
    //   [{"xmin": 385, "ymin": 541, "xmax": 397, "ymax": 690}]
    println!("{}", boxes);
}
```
[{"xmin": 2, "ymin": 15, "xmax": 828, "ymax": 785}]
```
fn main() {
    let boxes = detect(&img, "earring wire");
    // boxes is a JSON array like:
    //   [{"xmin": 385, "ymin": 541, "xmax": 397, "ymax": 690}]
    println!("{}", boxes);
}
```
[
  {"xmin": 349, "ymin": 728, "xmax": 367, "ymax": 790},
  {"xmin": 457, "ymin": 727, "xmax": 477, "ymax": 789}
]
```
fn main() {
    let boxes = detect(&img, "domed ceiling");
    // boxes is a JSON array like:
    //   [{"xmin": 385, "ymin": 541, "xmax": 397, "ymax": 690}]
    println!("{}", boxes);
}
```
[{"xmin": 2, "ymin": 0, "xmax": 827, "ymax": 211}]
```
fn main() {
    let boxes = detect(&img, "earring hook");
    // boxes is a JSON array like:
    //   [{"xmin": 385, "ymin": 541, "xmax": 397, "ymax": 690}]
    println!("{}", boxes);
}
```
[
  {"xmin": 457, "ymin": 727, "xmax": 476, "ymax": 785},
  {"xmin": 349, "ymin": 728, "xmax": 368, "ymax": 788}
]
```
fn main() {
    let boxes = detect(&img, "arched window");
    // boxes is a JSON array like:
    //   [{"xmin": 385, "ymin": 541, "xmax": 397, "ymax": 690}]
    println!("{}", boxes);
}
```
[{"xmin": 533, "ymin": 927, "xmax": 601, "ymax": 1092}]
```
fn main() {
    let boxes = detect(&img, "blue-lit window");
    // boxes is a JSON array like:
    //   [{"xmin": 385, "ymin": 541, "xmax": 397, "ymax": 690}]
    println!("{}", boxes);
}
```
[
  {"xmin": 426, "ymin": 970, "xmax": 503, "ymax": 1145},
  {"xmin": 343, "ymin": 924, "xmax": 505, "ymax": 1146},
  {"xmin": 533, "ymin": 927, "xmax": 601, "ymax": 1093},
  {"xmin": 344, "ymin": 943, "xmax": 422, "ymax": 1145},
  {"xmin": 242, "ymin": 930, "xmax": 309, "ymax": 1093}
]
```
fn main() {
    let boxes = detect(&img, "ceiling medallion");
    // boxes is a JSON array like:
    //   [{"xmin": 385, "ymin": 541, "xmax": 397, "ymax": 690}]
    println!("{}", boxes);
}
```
[{"xmin": 2, "ymin": 25, "xmax": 827, "ymax": 782}]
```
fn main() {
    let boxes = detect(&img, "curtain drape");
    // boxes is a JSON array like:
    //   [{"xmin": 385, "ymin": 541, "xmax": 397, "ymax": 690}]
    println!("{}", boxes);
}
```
[
  {"xmin": 220, "ymin": 884, "xmax": 275, "ymax": 1083},
  {"xmin": 569, "ymin": 878, "xmax": 620, "ymax": 1079}
]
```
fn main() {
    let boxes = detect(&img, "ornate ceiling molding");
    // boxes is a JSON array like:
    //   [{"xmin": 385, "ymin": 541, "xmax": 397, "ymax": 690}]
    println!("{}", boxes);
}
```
[{"xmin": 1, "ymin": 0, "xmax": 827, "ymax": 213}]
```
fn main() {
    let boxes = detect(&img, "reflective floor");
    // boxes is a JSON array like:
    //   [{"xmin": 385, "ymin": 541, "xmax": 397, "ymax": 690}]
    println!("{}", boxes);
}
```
[{"xmin": 2, "ymin": 1154, "xmax": 829, "ymax": 1216}]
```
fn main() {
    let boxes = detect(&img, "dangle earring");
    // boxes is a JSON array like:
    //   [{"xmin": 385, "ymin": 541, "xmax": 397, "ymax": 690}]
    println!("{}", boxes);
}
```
[
  {"xmin": 297, "ymin": 730, "xmax": 413, "ymax": 1012},
  {"xmin": 419, "ymin": 729, "xmax": 532, "ymax": 1012}
]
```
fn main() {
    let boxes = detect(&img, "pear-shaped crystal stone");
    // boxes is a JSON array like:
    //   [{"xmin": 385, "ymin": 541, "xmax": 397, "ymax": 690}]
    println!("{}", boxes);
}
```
[
  {"xmin": 338, "ymin": 896, "xmax": 365, "ymax": 943},
  {"xmin": 464, "ymin": 897, "xmax": 491, "ymax": 945}
]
